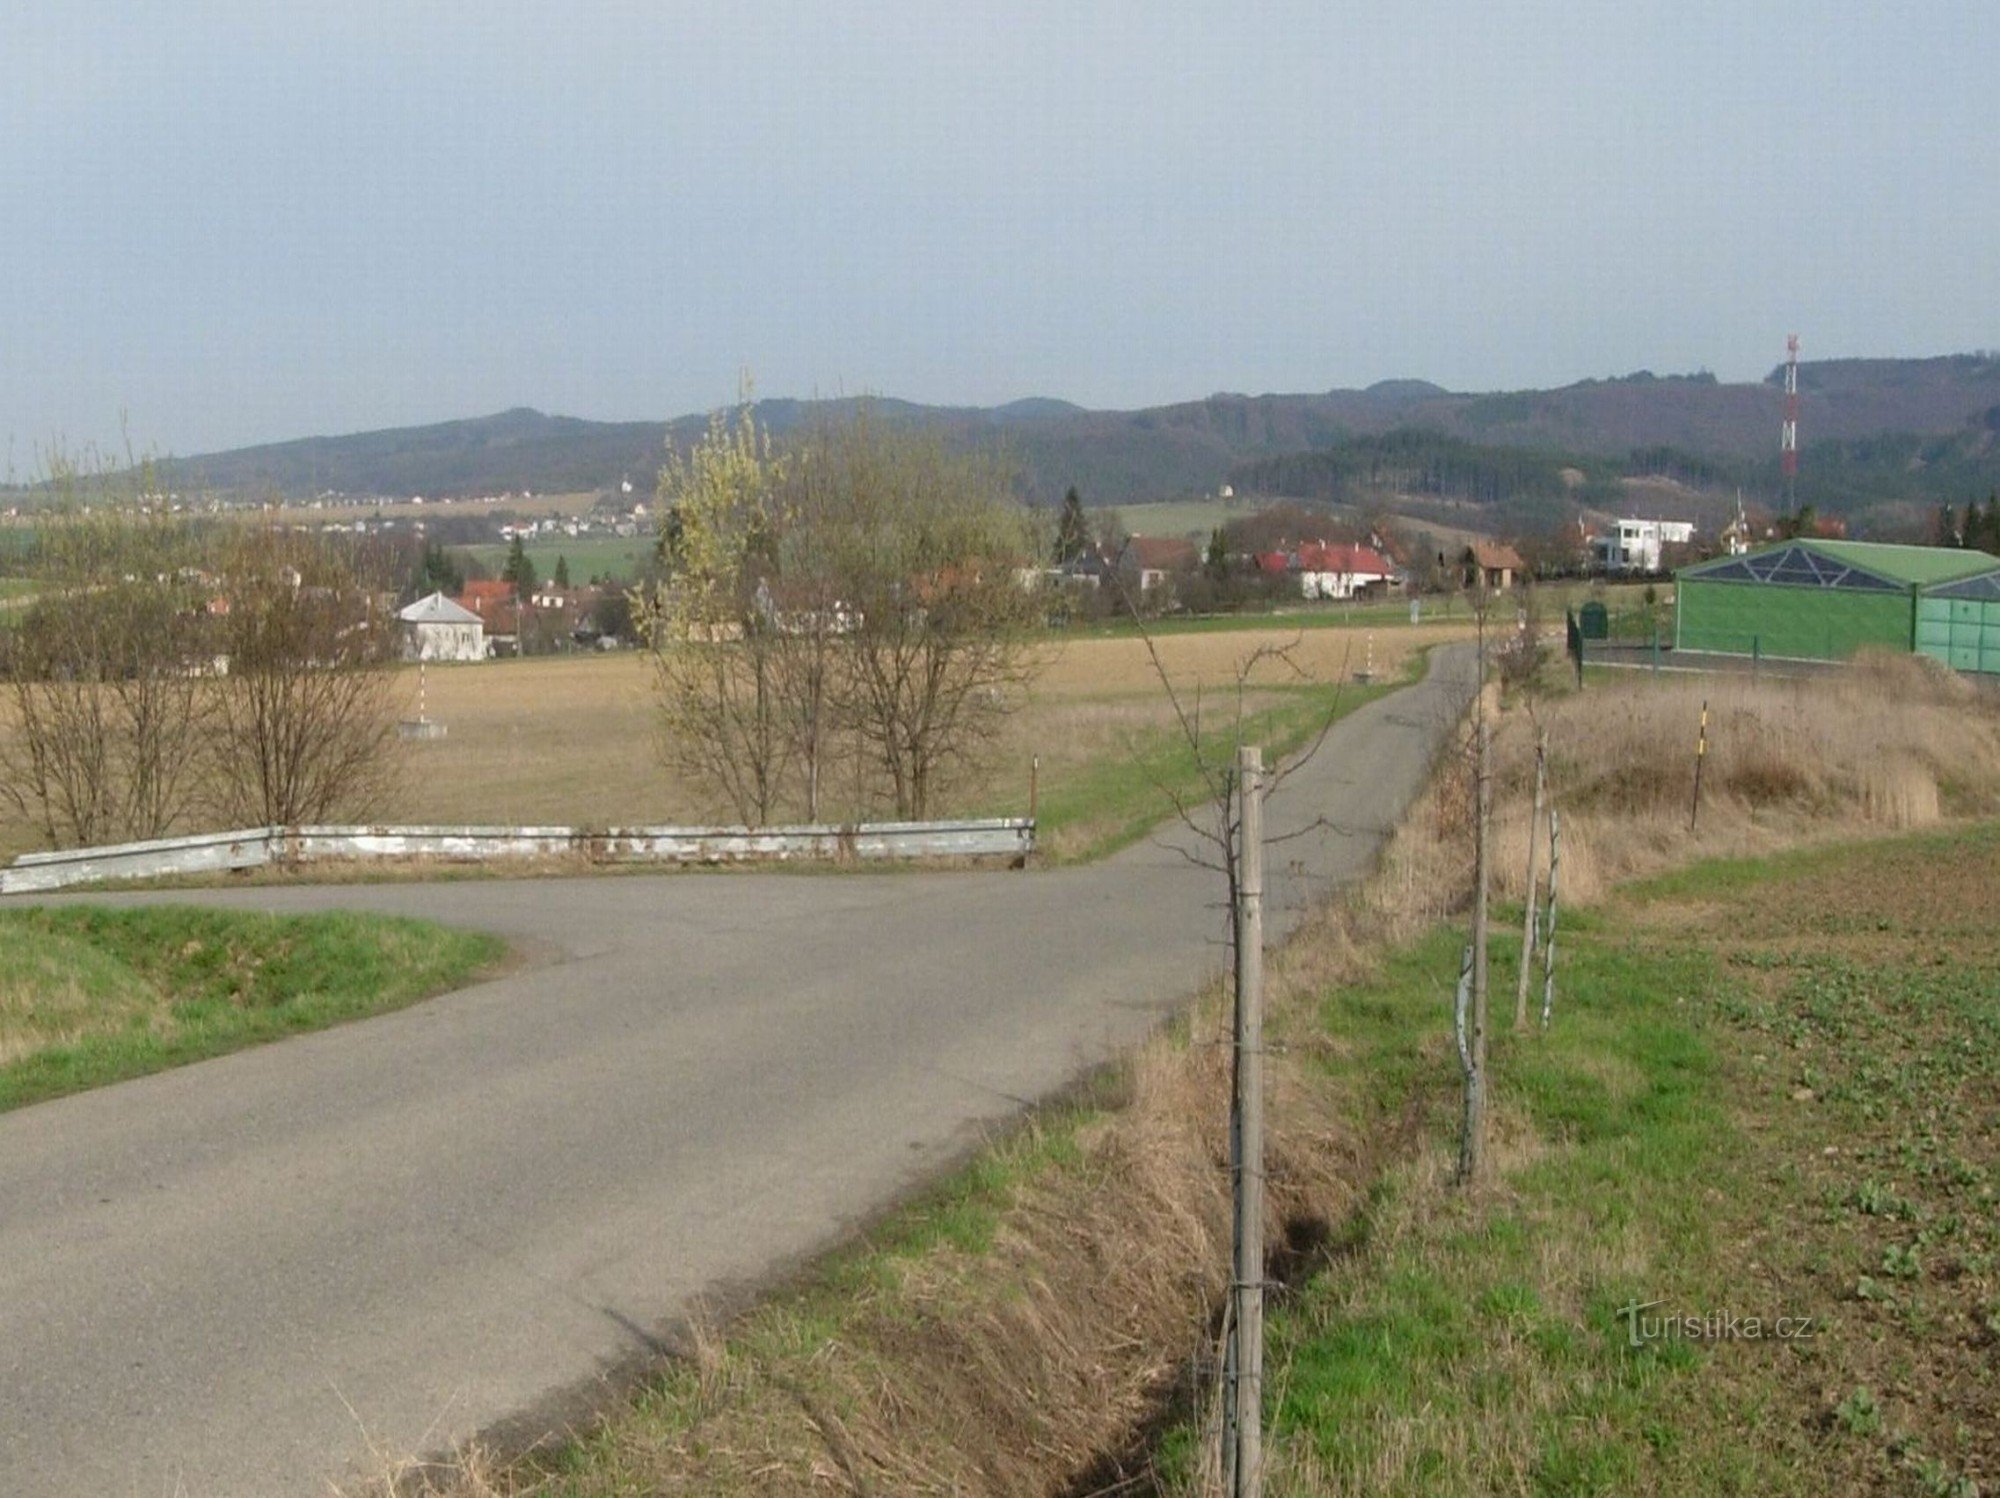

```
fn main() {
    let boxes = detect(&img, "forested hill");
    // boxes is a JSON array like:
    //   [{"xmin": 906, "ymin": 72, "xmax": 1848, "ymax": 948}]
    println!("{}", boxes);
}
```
[
  {"xmin": 1231, "ymin": 410, "xmax": 2000, "ymax": 540},
  {"xmin": 69, "ymin": 354, "xmax": 2000, "ymax": 508}
]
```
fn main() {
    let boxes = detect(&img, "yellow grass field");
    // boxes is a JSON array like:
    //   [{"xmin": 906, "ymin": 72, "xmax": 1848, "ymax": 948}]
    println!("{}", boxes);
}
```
[{"xmin": 386, "ymin": 622, "xmax": 1465, "ymax": 829}]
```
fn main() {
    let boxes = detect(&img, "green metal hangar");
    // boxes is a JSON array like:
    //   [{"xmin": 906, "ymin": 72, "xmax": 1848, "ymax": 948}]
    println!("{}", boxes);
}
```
[{"xmin": 1675, "ymin": 539, "xmax": 2000, "ymax": 674}]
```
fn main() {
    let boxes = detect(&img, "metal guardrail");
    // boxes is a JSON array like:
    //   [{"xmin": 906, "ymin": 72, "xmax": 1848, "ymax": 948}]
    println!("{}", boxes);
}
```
[{"xmin": 0, "ymin": 818, "xmax": 1036, "ymax": 896}]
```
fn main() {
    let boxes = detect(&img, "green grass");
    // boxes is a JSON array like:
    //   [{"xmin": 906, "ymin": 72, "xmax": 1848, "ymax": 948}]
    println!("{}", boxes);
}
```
[
  {"xmin": 1245, "ymin": 822, "xmax": 2000, "ymax": 1495},
  {"xmin": 0, "ymin": 906, "xmax": 503, "ymax": 1110},
  {"xmin": 459, "ymin": 535, "xmax": 649, "ymax": 585},
  {"xmin": 1023, "ymin": 661, "xmax": 1416, "ymax": 862},
  {"xmin": 1098, "ymin": 498, "xmax": 1247, "ymax": 538}
]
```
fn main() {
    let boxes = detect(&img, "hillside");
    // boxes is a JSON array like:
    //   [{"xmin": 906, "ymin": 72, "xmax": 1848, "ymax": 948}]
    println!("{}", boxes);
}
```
[{"xmin": 31, "ymin": 354, "xmax": 2000, "ymax": 514}]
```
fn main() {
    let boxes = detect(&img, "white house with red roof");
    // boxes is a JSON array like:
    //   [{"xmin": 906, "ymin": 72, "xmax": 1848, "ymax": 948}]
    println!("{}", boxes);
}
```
[{"xmin": 1255, "ymin": 542, "xmax": 1398, "ymax": 601}]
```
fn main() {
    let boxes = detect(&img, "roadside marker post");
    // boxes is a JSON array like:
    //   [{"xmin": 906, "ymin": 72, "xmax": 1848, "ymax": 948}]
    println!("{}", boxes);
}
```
[{"xmin": 1690, "ymin": 699, "xmax": 1709, "ymax": 832}]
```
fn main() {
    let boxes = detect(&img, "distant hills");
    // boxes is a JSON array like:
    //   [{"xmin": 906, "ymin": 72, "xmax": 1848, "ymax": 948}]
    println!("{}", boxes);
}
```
[{"xmin": 40, "ymin": 355, "xmax": 2000, "ymax": 532}]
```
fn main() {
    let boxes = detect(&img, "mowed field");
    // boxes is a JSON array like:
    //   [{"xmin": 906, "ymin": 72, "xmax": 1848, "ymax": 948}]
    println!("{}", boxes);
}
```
[{"xmin": 458, "ymin": 534, "xmax": 650, "ymax": 584}]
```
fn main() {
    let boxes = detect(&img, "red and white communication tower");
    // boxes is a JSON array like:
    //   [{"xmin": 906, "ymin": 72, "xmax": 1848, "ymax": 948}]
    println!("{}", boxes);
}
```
[{"xmin": 1781, "ymin": 333, "xmax": 1800, "ymax": 513}]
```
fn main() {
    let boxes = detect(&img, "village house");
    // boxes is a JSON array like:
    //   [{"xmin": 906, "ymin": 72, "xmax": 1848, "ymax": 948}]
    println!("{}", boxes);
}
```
[
  {"xmin": 1117, "ymin": 535, "xmax": 1201, "ymax": 594},
  {"xmin": 453, "ymin": 580, "xmax": 520, "ymax": 655},
  {"xmin": 1467, "ymin": 540, "xmax": 1525, "ymax": 591},
  {"xmin": 1592, "ymin": 517, "xmax": 1697, "ymax": 573},
  {"xmin": 397, "ymin": 591, "xmax": 486, "ymax": 663},
  {"xmin": 1256, "ymin": 542, "xmax": 1399, "ymax": 600}
]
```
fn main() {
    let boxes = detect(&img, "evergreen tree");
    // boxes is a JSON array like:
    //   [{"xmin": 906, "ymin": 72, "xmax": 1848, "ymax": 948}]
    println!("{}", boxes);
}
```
[
  {"xmin": 1054, "ymin": 486, "xmax": 1090, "ymax": 564},
  {"xmin": 501, "ymin": 535, "xmax": 537, "ymax": 599},
  {"xmin": 1956, "ymin": 498, "xmax": 1985, "ymax": 551},
  {"xmin": 413, "ymin": 540, "xmax": 463, "ymax": 597},
  {"xmin": 1206, "ymin": 526, "xmax": 1229, "ymax": 580},
  {"xmin": 554, "ymin": 553, "xmax": 571, "ymax": 589},
  {"xmin": 1980, "ymin": 492, "xmax": 2000, "ymax": 553}
]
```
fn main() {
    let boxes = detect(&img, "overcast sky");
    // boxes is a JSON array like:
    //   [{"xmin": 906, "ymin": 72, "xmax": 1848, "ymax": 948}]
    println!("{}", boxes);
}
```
[{"xmin": 5, "ymin": 1, "xmax": 1997, "ymax": 462}]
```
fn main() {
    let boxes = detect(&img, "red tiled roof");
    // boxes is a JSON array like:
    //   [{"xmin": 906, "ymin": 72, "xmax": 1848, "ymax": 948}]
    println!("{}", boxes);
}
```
[
  {"xmin": 453, "ymin": 585, "xmax": 521, "ymax": 634},
  {"xmin": 1298, "ymin": 543, "xmax": 1394, "ymax": 576},
  {"xmin": 1124, "ymin": 536, "xmax": 1200, "ymax": 571}
]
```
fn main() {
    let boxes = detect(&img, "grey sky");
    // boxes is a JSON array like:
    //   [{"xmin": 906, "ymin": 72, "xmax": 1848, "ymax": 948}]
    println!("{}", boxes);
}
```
[{"xmin": 6, "ymin": 2, "xmax": 1997, "ymax": 461}]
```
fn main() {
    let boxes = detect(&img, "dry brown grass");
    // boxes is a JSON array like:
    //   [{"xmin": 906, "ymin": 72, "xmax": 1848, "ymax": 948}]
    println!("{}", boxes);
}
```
[
  {"xmin": 1371, "ymin": 653, "xmax": 2000, "ymax": 934},
  {"xmin": 1476, "ymin": 652, "xmax": 2000, "ymax": 913}
]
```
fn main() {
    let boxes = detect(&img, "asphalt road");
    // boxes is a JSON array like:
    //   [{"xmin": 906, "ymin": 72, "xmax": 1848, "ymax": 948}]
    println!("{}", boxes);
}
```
[{"xmin": 0, "ymin": 646, "xmax": 1474, "ymax": 1498}]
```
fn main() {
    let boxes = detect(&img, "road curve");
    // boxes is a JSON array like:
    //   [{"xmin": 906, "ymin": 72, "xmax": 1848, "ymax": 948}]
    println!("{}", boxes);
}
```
[{"xmin": 0, "ymin": 646, "xmax": 1474, "ymax": 1497}]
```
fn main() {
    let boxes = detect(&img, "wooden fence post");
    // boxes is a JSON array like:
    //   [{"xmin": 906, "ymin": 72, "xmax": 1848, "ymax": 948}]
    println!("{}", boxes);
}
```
[
  {"xmin": 1540, "ymin": 808, "xmax": 1562, "ymax": 1030},
  {"xmin": 1514, "ymin": 730, "xmax": 1547, "ymax": 1030},
  {"xmin": 1229, "ymin": 745, "xmax": 1266, "ymax": 1498}
]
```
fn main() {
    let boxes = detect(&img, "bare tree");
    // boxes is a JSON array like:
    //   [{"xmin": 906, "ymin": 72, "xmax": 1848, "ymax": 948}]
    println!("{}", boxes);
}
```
[
  {"xmin": 643, "ymin": 405, "xmax": 795, "ymax": 825},
  {"xmin": 769, "ymin": 447, "xmax": 856, "ymax": 821},
  {"xmin": 0, "ymin": 506, "xmax": 213, "ymax": 847},
  {"xmin": 210, "ymin": 526, "xmax": 401, "ymax": 826},
  {"xmin": 1097, "ymin": 566, "xmax": 1368, "ymax": 1498},
  {"xmin": 802, "ymin": 414, "xmax": 1044, "ymax": 820},
  {"xmin": 645, "ymin": 404, "xmax": 1045, "ymax": 825}
]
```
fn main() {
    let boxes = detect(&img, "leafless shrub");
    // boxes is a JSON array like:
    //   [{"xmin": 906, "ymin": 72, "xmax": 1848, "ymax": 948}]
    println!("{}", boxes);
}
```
[{"xmin": 1492, "ymin": 584, "xmax": 1550, "ymax": 688}]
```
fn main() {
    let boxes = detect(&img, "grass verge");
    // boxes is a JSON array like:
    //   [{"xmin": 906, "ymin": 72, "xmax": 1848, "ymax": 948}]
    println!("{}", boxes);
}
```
[
  {"xmin": 1029, "ymin": 659, "xmax": 1416, "ymax": 863},
  {"xmin": 0, "ymin": 906, "xmax": 504, "ymax": 1111}
]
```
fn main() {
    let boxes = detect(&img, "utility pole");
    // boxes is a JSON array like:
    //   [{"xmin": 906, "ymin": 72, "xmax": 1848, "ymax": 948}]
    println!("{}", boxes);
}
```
[{"xmin": 1228, "ymin": 745, "xmax": 1266, "ymax": 1498}]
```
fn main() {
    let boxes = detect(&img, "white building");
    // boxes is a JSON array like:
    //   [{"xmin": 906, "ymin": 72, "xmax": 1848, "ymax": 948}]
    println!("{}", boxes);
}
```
[
  {"xmin": 397, "ymin": 591, "xmax": 486, "ymax": 662},
  {"xmin": 1595, "ymin": 518, "xmax": 1696, "ymax": 573}
]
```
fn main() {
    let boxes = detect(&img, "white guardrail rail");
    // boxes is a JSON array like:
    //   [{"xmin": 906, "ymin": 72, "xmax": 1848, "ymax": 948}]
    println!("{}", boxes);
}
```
[{"xmin": 0, "ymin": 818, "xmax": 1036, "ymax": 896}]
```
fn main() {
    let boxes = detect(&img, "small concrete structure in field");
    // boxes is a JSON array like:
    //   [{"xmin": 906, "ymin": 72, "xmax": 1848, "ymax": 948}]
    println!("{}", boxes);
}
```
[{"xmin": 398, "ymin": 591, "xmax": 485, "ymax": 663}]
